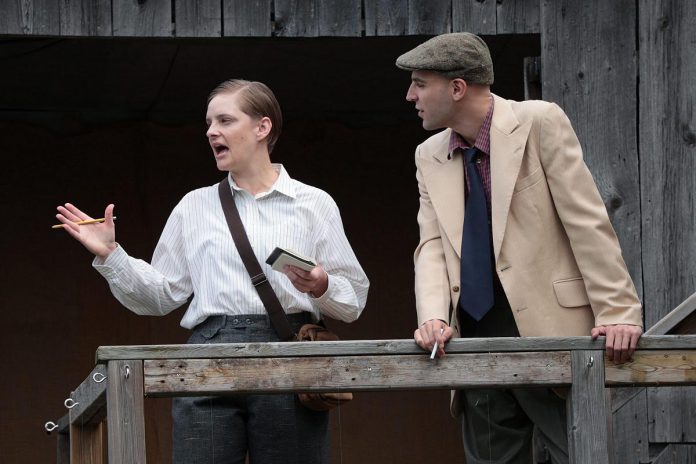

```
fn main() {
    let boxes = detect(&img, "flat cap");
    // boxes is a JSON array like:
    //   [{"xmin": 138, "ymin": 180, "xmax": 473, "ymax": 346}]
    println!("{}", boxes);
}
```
[{"xmin": 396, "ymin": 32, "xmax": 494, "ymax": 85}]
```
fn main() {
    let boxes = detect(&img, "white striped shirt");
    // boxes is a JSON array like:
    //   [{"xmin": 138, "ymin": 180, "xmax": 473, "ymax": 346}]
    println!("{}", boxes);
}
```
[{"xmin": 93, "ymin": 165, "xmax": 369, "ymax": 329}]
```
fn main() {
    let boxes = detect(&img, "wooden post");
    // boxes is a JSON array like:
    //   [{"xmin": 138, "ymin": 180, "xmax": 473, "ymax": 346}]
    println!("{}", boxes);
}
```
[
  {"xmin": 106, "ymin": 361, "xmax": 146, "ymax": 464},
  {"xmin": 69, "ymin": 421, "xmax": 107, "ymax": 464},
  {"xmin": 567, "ymin": 350, "xmax": 609, "ymax": 464}
]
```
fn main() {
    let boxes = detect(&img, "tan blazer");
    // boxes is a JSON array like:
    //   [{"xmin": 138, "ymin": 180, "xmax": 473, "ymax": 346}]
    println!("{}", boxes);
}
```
[{"xmin": 414, "ymin": 95, "xmax": 642, "ymax": 339}]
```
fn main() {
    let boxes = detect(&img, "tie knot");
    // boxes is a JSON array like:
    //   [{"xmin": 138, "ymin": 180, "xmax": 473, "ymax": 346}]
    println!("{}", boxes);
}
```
[{"xmin": 464, "ymin": 147, "xmax": 479, "ymax": 164}]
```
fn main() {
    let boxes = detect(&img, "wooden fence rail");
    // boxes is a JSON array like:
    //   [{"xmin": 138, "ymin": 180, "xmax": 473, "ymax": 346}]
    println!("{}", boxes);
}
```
[{"xmin": 54, "ymin": 335, "xmax": 696, "ymax": 463}]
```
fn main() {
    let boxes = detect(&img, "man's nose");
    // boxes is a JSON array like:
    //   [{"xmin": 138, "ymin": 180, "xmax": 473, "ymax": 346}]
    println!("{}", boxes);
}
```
[{"xmin": 406, "ymin": 85, "xmax": 416, "ymax": 102}]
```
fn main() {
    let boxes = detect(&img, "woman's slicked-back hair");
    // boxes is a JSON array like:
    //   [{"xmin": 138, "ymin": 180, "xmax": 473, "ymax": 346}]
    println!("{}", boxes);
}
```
[{"xmin": 208, "ymin": 79, "xmax": 283, "ymax": 154}]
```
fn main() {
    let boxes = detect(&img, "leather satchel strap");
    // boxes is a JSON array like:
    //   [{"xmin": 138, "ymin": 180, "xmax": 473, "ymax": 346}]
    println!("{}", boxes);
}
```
[{"xmin": 217, "ymin": 179, "xmax": 296, "ymax": 341}]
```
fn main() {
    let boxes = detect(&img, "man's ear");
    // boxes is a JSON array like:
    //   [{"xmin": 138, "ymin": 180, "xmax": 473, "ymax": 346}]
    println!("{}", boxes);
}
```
[
  {"xmin": 451, "ymin": 78, "xmax": 468, "ymax": 101},
  {"xmin": 256, "ymin": 117, "xmax": 272, "ymax": 141}
]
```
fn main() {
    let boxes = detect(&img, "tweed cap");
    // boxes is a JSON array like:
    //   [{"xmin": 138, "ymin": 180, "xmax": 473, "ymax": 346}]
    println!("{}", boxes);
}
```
[{"xmin": 396, "ymin": 32, "xmax": 494, "ymax": 85}]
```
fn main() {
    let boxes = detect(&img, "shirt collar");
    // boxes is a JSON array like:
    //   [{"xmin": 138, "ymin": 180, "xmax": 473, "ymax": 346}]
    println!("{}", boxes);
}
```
[
  {"xmin": 448, "ymin": 96, "xmax": 494, "ymax": 157},
  {"xmin": 227, "ymin": 164, "xmax": 297, "ymax": 199}
]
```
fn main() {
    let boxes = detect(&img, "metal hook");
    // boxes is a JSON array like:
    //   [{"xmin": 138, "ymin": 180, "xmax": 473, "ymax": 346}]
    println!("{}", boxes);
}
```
[
  {"xmin": 587, "ymin": 356, "xmax": 594, "ymax": 368},
  {"xmin": 45, "ymin": 421, "xmax": 59, "ymax": 433},
  {"xmin": 64, "ymin": 398, "xmax": 79, "ymax": 409},
  {"xmin": 93, "ymin": 372, "xmax": 106, "ymax": 383}
]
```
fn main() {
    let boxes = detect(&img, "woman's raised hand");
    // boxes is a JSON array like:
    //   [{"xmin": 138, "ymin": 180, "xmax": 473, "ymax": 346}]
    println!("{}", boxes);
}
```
[{"xmin": 56, "ymin": 203, "xmax": 117, "ymax": 259}]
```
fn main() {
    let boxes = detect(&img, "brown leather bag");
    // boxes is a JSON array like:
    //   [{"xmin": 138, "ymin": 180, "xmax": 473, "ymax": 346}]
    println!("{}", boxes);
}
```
[
  {"xmin": 218, "ymin": 179, "xmax": 353, "ymax": 411},
  {"xmin": 295, "ymin": 324, "xmax": 354, "ymax": 411}
]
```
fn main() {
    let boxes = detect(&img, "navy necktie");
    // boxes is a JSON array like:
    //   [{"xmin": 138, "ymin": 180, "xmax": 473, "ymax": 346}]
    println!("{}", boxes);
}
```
[{"xmin": 459, "ymin": 147, "xmax": 494, "ymax": 321}]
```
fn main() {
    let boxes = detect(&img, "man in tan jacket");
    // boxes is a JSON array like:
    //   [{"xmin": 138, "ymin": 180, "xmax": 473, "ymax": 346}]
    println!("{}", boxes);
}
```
[{"xmin": 396, "ymin": 33, "xmax": 642, "ymax": 463}]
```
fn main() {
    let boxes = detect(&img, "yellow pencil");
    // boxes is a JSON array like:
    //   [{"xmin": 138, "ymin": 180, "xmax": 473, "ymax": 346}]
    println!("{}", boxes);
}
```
[{"xmin": 52, "ymin": 217, "xmax": 116, "ymax": 229}]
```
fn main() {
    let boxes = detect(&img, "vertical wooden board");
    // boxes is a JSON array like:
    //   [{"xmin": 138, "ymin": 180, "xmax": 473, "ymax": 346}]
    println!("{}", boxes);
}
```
[
  {"xmin": 0, "ymin": 0, "xmax": 60, "ymax": 35},
  {"xmin": 541, "ymin": 0, "xmax": 643, "ymax": 299},
  {"xmin": 0, "ymin": 1, "xmax": 21, "ymax": 34},
  {"xmin": 274, "ymin": 0, "xmax": 318, "ymax": 37},
  {"xmin": 364, "ymin": 0, "xmax": 408, "ymax": 36},
  {"xmin": 610, "ymin": 388, "xmax": 649, "ymax": 464},
  {"xmin": 496, "ymin": 0, "xmax": 540, "ymax": 34},
  {"xmin": 59, "ymin": 0, "xmax": 111, "ymax": 36},
  {"xmin": 639, "ymin": 0, "xmax": 696, "ymax": 327},
  {"xmin": 648, "ymin": 386, "xmax": 696, "ymax": 442},
  {"xmin": 175, "ymin": 0, "xmax": 220, "ymax": 37},
  {"xmin": 223, "ymin": 0, "xmax": 271, "ymax": 37},
  {"xmin": 652, "ymin": 444, "xmax": 696, "ymax": 464},
  {"xmin": 409, "ymin": 0, "xmax": 451, "ymax": 35},
  {"xmin": 318, "ymin": 0, "xmax": 362, "ymax": 36},
  {"xmin": 453, "ymin": 0, "xmax": 496, "ymax": 35},
  {"xmin": 107, "ymin": 360, "xmax": 146, "ymax": 464},
  {"xmin": 567, "ymin": 350, "xmax": 609, "ymax": 464},
  {"xmin": 69, "ymin": 421, "xmax": 107, "ymax": 464},
  {"xmin": 113, "ymin": 0, "xmax": 172, "ymax": 37}
]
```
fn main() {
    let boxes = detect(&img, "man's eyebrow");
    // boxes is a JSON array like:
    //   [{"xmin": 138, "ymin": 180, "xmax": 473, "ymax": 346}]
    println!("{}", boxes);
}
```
[{"xmin": 412, "ymin": 77, "xmax": 426, "ymax": 84}]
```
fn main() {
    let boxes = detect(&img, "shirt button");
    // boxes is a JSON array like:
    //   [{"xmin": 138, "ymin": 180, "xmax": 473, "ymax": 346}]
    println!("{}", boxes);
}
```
[{"xmin": 452, "ymin": 285, "xmax": 460, "ymax": 292}]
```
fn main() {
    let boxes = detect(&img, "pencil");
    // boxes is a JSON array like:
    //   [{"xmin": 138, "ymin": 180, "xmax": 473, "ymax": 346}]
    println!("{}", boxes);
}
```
[{"xmin": 52, "ymin": 217, "xmax": 116, "ymax": 229}]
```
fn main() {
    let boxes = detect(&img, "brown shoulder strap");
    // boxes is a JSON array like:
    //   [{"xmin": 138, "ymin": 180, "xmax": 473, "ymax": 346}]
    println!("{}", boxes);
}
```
[{"xmin": 217, "ymin": 179, "xmax": 296, "ymax": 341}]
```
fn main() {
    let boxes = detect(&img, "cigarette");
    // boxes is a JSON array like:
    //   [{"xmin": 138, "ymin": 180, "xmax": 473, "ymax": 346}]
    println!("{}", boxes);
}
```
[
  {"xmin": 430, "ymin": 328, "xmax": 444, "ymax": 359},
  {"xmin": 52, "ymin": 217, "xmax": 116, "ymax": 229}
]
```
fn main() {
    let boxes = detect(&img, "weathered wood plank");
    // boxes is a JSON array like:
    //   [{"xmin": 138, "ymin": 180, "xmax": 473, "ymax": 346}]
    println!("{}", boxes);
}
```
[
  {"xmin": 113, "ymin": 0, "xmax": 172, "ymax": 37},
  {"xmin": 107, "ymin": 360, "xmax": 146, "ymax": 464},
  {"xmin": 144, "ymin": 351, "xmax": 572, "ymax": 396},
  {"xmin": 652, "ymin": 444, "xmax": 696, "ymax": 464},
  {"xmin": 175, "ymin": 0, "xmax": 220, "ymax": 37},
  {"xmin": 496, "ymin": 0, "xmax": 540, "ymax": 34},
  {"xmin": 0, "ymin": 0, "xmax": 60, "ymax": 35},
  {"xmin": 409, "ymin": 0, "xmax": 451, "ymax": 35},
  {"xmin": 318, "ymin": 0, "xmax": 362, "ymax": 36},
  {"xmin": 364, "ymin": 0, "xmax": 408, "ymax": 36},
  {"xmin": 609, "ymin": 388, "xmax": 649, "ymax": 464},
  {"xmin": 453, "ymin": 0, "xmax": 496, "ymax": 35},
  {"xmin": 639, "ymin": 0, "xmax": 696, "ymax": 330},
  {"xmin": 59, "ymin": 0, "xmax": 111, "ymax": 36},
  {"xmin": 274, "ymin": 0, "xmax": 318, "ymax": 36},
  {"xmin": 640, "ymin": 1, "xmax": 696, "ymax": 450},
  {"xmin": 605, "ymin": 351, "xmax": 696, "ymax": 386},
  {"xmin": 70, "ymin": 421, "xmax": 107, "ymax": 464},
  {"xmin": 55, "ymin": 415, "xmax": 70, "ymax": 464},
  {"xmin": 523, "ymin": 56, "xmax": 542, "ymax": 100},
  {"xmin": 223, "ymin": 0, "xmax": 271, "ymax": 37},
  {"xmin": 541, "ymin": 0, "xmax": 642, "ymax": 300},
  {"xmin": 67, "ymin": 364, "xmax": 107, "ymax": 426},
  {"xmin": 647, "ymin": 292, "xmax": 696, "ymax": 335},
  {"xmin": 96, "ymin": 336, "xmax": 696, "ymax": 361},
  {"xmin": 648, "ymin": 386, "xmax": 696, "ymax": 443},
  {"xmin": 567, "ymin": 350, "xmax": 609, "ymax": 464}
]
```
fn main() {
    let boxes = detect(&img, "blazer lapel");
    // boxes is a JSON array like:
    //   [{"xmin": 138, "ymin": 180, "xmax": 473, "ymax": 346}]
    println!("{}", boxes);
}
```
[
  {"xmin": 421, "ymin": 130, "xmax": 465, "ymax": 256},
  {"xmin": 490, "ymin": 95, "xmax": 532, "ymax": 261}
]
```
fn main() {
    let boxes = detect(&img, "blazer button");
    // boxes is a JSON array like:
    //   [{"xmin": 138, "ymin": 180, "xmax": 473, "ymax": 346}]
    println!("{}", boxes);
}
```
[{"xmin": 452, "ymin": 285, "xmax": 460, "ymax": 292}]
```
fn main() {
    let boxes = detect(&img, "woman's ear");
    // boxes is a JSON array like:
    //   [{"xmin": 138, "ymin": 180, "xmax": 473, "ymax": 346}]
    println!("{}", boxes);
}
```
[{"xmin": 256, "ymin": 117, "xmax": 272, "ymax": 141}]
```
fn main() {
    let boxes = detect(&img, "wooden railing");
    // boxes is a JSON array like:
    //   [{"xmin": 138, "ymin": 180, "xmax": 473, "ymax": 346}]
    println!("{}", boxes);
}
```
[{"xmin": 50, "ymin": 335, "xmax": 696, "ymax": 463}]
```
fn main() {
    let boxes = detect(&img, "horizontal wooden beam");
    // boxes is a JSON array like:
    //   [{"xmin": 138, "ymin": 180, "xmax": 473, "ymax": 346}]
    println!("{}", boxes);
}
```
[
  {"xmin": 97, "ymin": 336, "xmax": 696, "ymax": 361},
  {"xmin": 605, "ymin": 350, "xmax": 696, "ymax": 386},
  {"xmin": 143, "ymin": 351, "xmax": 572, "ymax": 396}
]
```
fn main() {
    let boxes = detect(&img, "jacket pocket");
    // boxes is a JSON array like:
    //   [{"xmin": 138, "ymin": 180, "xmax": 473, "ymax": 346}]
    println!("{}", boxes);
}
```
[
  {"xmin": 553, "ymin": 277, "xmax": 590, "ymax": 308},
  {"xmin": 513, "ymin": 166, "xmax": 544, "ymax": 194}
]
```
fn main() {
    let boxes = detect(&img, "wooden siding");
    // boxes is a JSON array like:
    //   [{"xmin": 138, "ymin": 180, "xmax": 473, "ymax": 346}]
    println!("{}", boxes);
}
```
[{"xmin": 0, "ymin": 0, "xmax": 542, "ymax": 37}]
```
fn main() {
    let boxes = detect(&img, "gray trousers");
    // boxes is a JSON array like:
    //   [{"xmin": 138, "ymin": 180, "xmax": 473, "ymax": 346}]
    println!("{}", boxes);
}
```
[
  {"xmin": 460, "ymin": 388, "xmax": 569, "ymax": 464},
  {"xmin": 172, "ymin": 314, "xmax": 329, "ymax": 464}
]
